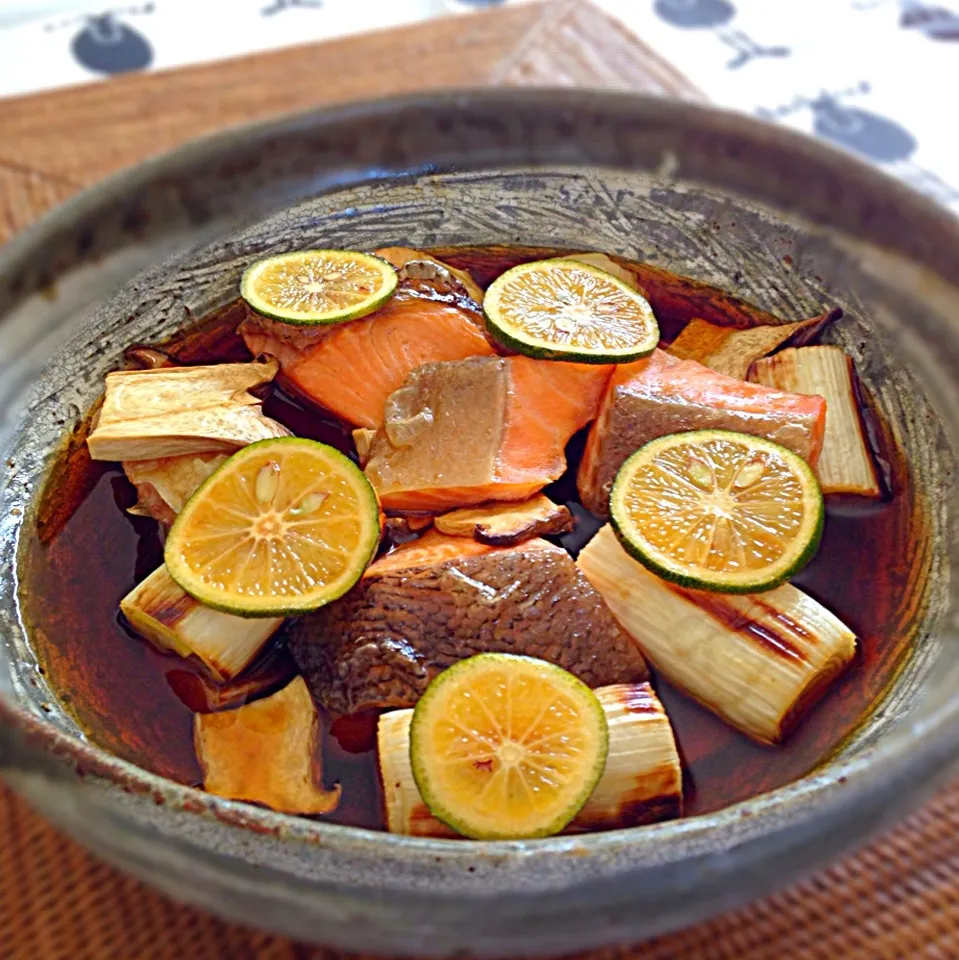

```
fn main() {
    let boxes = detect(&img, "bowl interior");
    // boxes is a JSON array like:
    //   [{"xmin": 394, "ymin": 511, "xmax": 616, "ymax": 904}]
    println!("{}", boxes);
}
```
[{"xmin": 5, "ymin": 164, "xmax": 954, "ymax": 786}]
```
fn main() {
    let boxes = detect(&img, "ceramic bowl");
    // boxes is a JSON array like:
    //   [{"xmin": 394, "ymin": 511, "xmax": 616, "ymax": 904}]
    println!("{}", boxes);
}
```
[{"xmin": 0, "ymin": 91, "xmax": 957, "ymax": 956}]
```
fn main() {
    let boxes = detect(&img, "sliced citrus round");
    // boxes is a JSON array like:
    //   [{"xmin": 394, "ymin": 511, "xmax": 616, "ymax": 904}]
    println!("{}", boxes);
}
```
[
  {"xmin": 165, "ymin": 437, "xmax": 381, "ymax": 617},
  {"xmin": 410, "ymin": 654, "xmax": 608, "ymax": 840},
  {"xmin": 482, "ymin": 258, "xmax": 659, "ymax": 363},
  {"xmin": 240, "ymin": 249, "xmax": 397, "ymax": 326},
  {"xmin": 610, "ymin": 430, "xmax": 824, "ymax": 594}
]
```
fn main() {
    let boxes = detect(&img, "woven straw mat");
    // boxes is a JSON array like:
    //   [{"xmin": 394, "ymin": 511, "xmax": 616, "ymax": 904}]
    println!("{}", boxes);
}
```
[{"xmin": 2, "ymin": 777, "xmax": 958, "ymax": 959}]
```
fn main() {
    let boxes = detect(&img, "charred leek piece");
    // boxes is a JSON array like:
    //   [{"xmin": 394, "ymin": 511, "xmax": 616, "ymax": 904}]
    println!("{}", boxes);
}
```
[
  {"xmin": 434, "ymin": 494, "xmax": 573, "ymax": 546},
  {"xmin": 378, "ymin": 681, "xmax": 682, "ymax": 837},
  {"xmin": 195, "ymin": 676, "xmax": 340, "ymax": 815},
  {"xmin": 667, "ymin": 308, "xmax": 841, "ymax": 381},
  {"xmin": 87, "ymin": 360, "xmax": 288, "ymax": 461},
  {"xmin": 121, "ymin": 565, "xmax": 283, "ymax": 681},
  {"xmin": 750, "ymin": 346, "xmax": 881, "ymax": 497},
  {"xmin": 124, "ymin": 452, "xmax": 228, "ymax": 525},
  {"xmin": 578, "ymin": 526, "xmax": 856, "ymax": 745}
]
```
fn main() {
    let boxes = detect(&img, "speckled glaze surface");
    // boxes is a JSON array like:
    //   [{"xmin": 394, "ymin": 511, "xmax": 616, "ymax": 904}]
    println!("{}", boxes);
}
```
[{"xmin": 0, "ymin": 92, "xmax": 957, "ymax": 956}]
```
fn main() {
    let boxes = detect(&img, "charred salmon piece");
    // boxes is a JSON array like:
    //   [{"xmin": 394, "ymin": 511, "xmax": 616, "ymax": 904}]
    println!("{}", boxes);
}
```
[
  {"xmin": 364, "ymin": 356, "xmax": 612, "ymax": 512},
  {"xmin": 578, "ymin": 349, "xmax": 827, "ymax": 517},
  {"xmin": 240, "ymin": 295, "xmax": 496, "ymax": 429},
  {"xmin": 288, "ymin": 533, "xmax": 648, "ymax": 716}
]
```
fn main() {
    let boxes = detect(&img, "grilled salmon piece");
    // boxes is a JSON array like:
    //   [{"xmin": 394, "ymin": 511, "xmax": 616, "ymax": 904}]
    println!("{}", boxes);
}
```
[
  {"xmin": 288, "ymin": 532, "xmax": 648, "ymax": 715},
  {"xmin": 578, "ymin": 349, "xmax": 827, "ymax": 517},
  {"xmin": 241, "ymin": 294, "xmax": 496, "ymax": 429},
  {"xmin": 364, "ymin": 356, "xmax": 612, "ymax": 512}
]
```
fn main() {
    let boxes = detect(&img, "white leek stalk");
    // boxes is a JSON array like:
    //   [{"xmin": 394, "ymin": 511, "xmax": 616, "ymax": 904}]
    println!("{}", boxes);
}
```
[
  {"xmin": 577, "ymin": 526, "xmax": 856, "ymax": 744},
  {"xmin": 377, "ymin": 681, "xmax": 682, "ymax": 837},
  {"xmin": 121, "ymin": 565, "xmax": 283, "ymax": 681},
  {"xmin": 87, "ymin": 360, "xmax": 288, "ymax": 461},
  {"xmin": 750, "ymin": 346, "xmax": 881, "ymax": 497}
]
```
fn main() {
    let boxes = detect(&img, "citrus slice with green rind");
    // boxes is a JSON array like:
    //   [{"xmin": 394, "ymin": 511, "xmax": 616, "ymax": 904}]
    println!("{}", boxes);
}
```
[
  {"xmin": 165, "ymin": 437, "xmax": 381, "ymax": 616},
  {"xmin": 610, "ymin": 430, "xmax": 824, "ymax": 594},
  {"xmin": 410, "ymin": 653, "xmax": 608, "ymax": 840},
  {"xmin": 240, "ymin": 249, "xmax": 397, "ymax": 326},
  {"xmin": 483, "ymin": 258, "xmax": 659, "ymax": 363}
]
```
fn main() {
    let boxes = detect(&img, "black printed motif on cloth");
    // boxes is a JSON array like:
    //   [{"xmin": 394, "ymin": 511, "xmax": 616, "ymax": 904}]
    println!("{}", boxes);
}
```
[
  {"xmin": 757, "ymin": 83, "xmax": 959, "ymax": 205},
  {"xmin": 654, "ymin": 0, "xmax": 789, "ymax": 68},
  {"xmin": 900, "ymin": 2, "xmax": 959, "ymax": 40},
  {"xmin": 45, "ymin": 4, "xmax": 155, "ymax": 76},
  {"xmin": 261, "ymin": 0, "xmax": 324, "ymax": 14}
]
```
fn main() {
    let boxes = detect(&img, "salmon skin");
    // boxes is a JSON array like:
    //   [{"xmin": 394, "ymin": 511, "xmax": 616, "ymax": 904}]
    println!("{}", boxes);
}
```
[
  {"xmin": 578, "ymin": 349, "xmax": 827, "ymax": 516},
  {"xmin": 288, "ymin": 533, "xmax": 648, "ymax": 715},
  {"xmin": 364, "ymin": 355, "xmax": 613, "ymax": 512}
]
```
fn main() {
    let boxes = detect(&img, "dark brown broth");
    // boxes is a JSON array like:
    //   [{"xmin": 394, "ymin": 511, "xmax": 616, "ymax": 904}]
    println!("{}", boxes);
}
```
[{"xmin": 20, "ymin": 246, "xmax": 927, "ymax": 828}]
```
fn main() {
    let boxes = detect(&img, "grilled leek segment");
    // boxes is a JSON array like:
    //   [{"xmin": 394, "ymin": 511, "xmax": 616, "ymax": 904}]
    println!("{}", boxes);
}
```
[
  {"xmin": 87, "ymin": 360, "xmax": 288, "ymax": 461},
  {"xmin": 666, "ymin": 308, "xmax": 839, "ymax": 381},
  {"xmin": 195, "ymin": 676, "xmax": 340, "ymax": 815},
  {"xmin": 378, "ymin": 681, "xmax": 682, "ymax": 837},
  {"xmin": 577, "ymin": 526, "xmax": 856, "ymax": 745},
  {"xmin": 121, "ymin": 565, "xmax": 283, "ymax": 681},
  {"xmin": 124, "ymin": 452, "xmax": 228, "ymax": 525},
  {"xmin": 750, "ymin": 346, "xmax": 881, "ymax": 497}
]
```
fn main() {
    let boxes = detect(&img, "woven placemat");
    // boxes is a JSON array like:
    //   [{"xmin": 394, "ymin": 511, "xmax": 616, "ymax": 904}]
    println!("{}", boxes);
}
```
[{"xmin": 2, "ymin": 778, "xmax": 959, "ymax": 959}]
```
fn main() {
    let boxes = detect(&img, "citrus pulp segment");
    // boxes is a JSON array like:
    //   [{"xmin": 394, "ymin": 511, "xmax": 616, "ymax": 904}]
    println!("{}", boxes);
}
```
[
  {"xmin": 240, "ymin": 249, "xmax": 397, "ymax": 325},
  {"xmin": 409, "ymin": 653, "xmax": 608, "ymax": 840},
  {"xmin": 483, "ymin": 258, "xmax": 659, "ymax": 363},
  {"xmin": 610, "ymin": 430, "xmax": 824, "ymax": 593},
  {"xmin": 165, "ymin": 437, "xmax": 381, "ymax": 616}
]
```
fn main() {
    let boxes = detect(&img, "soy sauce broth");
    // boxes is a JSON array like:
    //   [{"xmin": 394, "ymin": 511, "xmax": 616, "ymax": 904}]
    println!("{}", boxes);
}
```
[{"xmin": 19, "ymin": 246, "xmax": 927, "ymax": 829}]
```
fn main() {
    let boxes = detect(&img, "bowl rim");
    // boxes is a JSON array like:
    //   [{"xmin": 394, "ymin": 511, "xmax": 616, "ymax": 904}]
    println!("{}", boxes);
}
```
[{"xmin": 1, "ymin": 87, "xmax": 958, "ymax": 886}]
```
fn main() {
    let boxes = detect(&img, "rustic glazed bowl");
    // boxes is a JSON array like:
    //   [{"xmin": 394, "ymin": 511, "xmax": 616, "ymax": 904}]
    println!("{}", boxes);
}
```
[{"xmin": 0, "ymin": 92, "xmax": 957, "ymax": 956}]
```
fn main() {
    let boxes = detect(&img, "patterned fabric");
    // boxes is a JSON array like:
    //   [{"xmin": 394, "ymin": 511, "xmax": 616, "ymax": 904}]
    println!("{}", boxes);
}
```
[
  {"xmin": 604, "ymin": 0, "xmax": 959, "ymax": 210},
  {"xmin": 0, "ymin": 0, "xmax": 955, "ymax": 208}
]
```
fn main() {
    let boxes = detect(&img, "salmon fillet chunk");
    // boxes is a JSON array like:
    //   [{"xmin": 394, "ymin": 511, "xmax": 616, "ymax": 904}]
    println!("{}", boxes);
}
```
[
  {"xmin": 364, "ymin": 355, "xmax": 612, "ymax": 512},
  {"xmin": 287, "ymin": 532, "xmax": 648, "ymax": 715},
  {"xmin": 241, "ymin": 295, "xmax": 495, "ymax": 429},
  {"xmin": 578, "ymin": 349, "xmax": 827, "ymax": 516}
]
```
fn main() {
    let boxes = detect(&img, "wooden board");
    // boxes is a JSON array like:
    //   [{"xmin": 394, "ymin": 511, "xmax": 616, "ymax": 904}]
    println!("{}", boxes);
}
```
[{"xmin": 0, "ymin": 0, "xmax": 702, "ymax": 243}]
